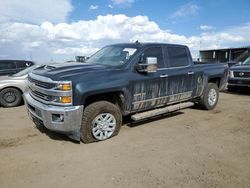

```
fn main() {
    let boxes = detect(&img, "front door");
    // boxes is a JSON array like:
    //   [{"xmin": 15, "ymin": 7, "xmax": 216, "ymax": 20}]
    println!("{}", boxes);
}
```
[{"xmin": 130, "ymin": 46, "xmax": 168, "ymax": 112}]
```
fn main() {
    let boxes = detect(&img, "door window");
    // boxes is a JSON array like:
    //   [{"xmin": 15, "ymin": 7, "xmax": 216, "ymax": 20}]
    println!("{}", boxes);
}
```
[
  {"xmin": 143, "ymin": 47, "xmax": 165, "ymax": 68},
  {"xmin": 0, "ymin": 61, "xmax": 15, "ymax": 69},
  {"xmin": 167, "ymin": 47, "xmax": 189, "ymax": 67}
]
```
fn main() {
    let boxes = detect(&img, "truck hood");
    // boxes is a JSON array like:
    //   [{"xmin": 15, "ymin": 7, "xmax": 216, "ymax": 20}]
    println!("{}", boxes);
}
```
[
  {"xmin": 230, "ymin": 64, "xmax": 250, "ymax": 71},
  {"xmin": 31, "ymin": 62, "xmax": 114, "ymax": 80}
]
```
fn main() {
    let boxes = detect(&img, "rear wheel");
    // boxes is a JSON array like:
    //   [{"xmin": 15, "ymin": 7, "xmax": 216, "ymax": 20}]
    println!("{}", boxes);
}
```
[
  {"xmin": 0, "ymin": 88, "xmax": 22, "ymax": 107},
  {"xmin": 198, "ymin": 83, "xmax": 219, "ymax": 110},
  {"xmin": 81, "ymin": 101, "xmax": 122, "ymax": 143}
]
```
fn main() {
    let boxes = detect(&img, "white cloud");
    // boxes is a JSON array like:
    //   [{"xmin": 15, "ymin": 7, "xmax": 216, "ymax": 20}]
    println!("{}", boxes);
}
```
[
  {"xmin": 108, "ymin": 4, "xmax": 114, "ymax": 9},
  {"xmin": 0, "ymin": 0, "xmax": 73, "ymax": 24},
  {"xmin": 0, "ymin": 14, "xmax": 249, "ymax": 62},
  {"xmin": 170, "ymin": 2, "xmax": 199, "ymax": 20},
  {"xmin": 112, "ymin": 0, "xmax": 134, "ymax": 4},
  {"xmin": 200, "ymin": 25, "xmax": 215, "ymax": 31},
  {"xmin": 89, "ymin": 5, "xmax": 99, "ymax": 11},
  {"xmin": 111, "ymin": 0, "xmax": 135, "ymax": 7}
]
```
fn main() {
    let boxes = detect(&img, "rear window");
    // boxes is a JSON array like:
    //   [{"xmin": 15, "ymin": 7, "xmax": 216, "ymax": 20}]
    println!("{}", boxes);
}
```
[
  {"xmin": 167, "ymin": 47, "xmax": 190, "ymax": 67},
  {"xmin": 16, "ymin": 61, "xmax": 33, "ymax": 68},
  {"xmin": 0, "ymin": 61, "xmax": 16, "ymax": 69}
]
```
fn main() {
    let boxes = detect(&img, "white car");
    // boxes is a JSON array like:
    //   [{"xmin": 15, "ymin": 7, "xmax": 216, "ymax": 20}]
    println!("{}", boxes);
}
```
[{"xmin": 0, "ymin": 65, "xmax": 41, "ymax": 107}]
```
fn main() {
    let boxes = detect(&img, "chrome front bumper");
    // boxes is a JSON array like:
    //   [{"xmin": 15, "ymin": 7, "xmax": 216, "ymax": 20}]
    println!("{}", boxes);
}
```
[{"xmin": 24, "ymin": 92, "xmax": 83, "ymax": 141}]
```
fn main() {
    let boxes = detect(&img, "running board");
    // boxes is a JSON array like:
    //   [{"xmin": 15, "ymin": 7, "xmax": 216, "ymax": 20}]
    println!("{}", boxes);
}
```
[{"xmin": 131, "ymin": 102, "xmax": 194, "ymax": 121}]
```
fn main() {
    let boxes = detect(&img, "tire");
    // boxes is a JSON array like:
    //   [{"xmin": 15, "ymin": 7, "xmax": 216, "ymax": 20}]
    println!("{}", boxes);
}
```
[
  {"xmin": 81, "ymin": 101, "xmax": 122, "ymax": 143},
  {"xmin": 198, "ymin": 83, "xmax": 219, "ymax": 110},
  {"xmin": 0, "ymin": 88, "xmax": 22, "ymax": 107}
]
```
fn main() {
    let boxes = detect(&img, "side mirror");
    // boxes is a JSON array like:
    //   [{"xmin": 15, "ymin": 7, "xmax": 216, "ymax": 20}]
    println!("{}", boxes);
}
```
[{"xmin": 137, "ymin": 57, "xmax": 157, "ymax": 73}]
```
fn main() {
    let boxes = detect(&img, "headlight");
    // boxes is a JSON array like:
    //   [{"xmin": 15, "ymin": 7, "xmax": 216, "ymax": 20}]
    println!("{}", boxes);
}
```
[
  {"xmin": 60, "ymin": 96, "xmax": 72, "ymax": 103},
  {"xmin": 229, "ymin": 71, "xmax": 234, "ymax": 78},
  {"xmin": 57, "ymin": 83, "xmax": 72, "ymax": 91},
  {"xmin": 52, "ymin": 96, "xmax": 72, "ymax": 104}
]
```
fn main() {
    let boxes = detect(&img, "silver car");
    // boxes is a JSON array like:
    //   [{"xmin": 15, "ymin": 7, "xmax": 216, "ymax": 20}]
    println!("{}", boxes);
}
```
[{"xmin": 0, "ymin": 65, "xmax": 41, "ymax": 107}]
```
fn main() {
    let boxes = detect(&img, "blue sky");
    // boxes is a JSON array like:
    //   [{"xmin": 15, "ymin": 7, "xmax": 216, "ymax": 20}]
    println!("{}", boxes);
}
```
[
  {"xmin": 0, "ymin": 0, "xmax": 249, "ymax": 61},
  {"xmin": 70, "ymin": 0, "xmax": 250, "ymax": 36}
]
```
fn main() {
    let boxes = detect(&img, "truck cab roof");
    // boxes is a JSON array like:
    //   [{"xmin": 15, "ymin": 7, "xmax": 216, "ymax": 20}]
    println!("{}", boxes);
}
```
[{"xmin": 108, "ymin": 42, "xmax": 189, "ymax": 49}]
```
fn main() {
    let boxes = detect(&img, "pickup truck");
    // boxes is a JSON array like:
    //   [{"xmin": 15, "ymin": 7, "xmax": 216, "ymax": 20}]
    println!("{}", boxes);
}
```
[
  {"xmin": 24, "ymin": 42, "xmax": 228, "ymax": 143},
  {"xmin": 228, "ymin": 56, "xmax": 250, "ymax": 91}
]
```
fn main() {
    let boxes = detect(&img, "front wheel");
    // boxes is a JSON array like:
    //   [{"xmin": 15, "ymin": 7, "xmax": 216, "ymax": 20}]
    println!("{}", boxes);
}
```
[
  {"xmin": 198, "ymin": 83, "xmax": 219, "ymax": 110},
  {"xmin": 81, "ymin": 101, "xmax": 122, "ymax": 143},
  {"xmin": 0, "ymin": 88, "xmax": 22, "ymax": 107}
]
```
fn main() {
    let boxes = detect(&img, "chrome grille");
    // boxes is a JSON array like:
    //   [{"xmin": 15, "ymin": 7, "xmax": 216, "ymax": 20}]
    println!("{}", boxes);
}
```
[
  {"xmin": 228, "ymin": 79, "xmax": 250, "ymax": 85},
  {"xmin": 234, "ymin": 71, "xmax": 250, "ymax": 78},
  {"xmin": 28, "ymin": 76, "xmax": 56, "ymax": 89},
  {"xmin": 30, "ymin": 90, "xmax": 51, "ymax": 101}
]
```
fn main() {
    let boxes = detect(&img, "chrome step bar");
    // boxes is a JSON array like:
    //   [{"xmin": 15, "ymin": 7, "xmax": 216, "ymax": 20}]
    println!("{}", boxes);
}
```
[{"xmin": 131, "ymin": 102, "xmax": 194, "ymax": 121}]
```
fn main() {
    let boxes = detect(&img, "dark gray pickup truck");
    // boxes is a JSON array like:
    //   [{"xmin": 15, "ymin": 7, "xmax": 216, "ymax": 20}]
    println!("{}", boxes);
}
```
[
  {"xmin": 228, "ymin": 56, "xmax": 250, "ymax": 91},
  {"xmin": 24, "ymin": 43, "xmax": 228, "ymax": 143}
]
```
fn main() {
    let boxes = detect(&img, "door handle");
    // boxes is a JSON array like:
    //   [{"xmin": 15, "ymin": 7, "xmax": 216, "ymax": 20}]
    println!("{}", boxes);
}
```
[
  {"xmin": 160, "ymin": 74, "xmax": 168, "ymax": 78},
  {"xmin": 188, "ymin": 71, "xmax": 194, "ymax": 75}
]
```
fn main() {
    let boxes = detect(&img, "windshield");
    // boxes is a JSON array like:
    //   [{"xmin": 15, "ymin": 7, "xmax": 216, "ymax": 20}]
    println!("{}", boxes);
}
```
[
  {"xmin": 242, "ymin": 56, "xmax": 250, "ymax": 65},
  {"xmin": 11, "ymin": 65, "xmax": 40, "ymax": 77},
  {"xmin": 86, "ymin": 46, "xmax": 137, "ymax": 66}
]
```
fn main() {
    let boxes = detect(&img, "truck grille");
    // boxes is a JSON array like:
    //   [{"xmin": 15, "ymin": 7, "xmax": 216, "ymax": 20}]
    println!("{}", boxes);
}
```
[
  {"xmin": 234, "ymin": 71, "xmax": 250, "ymax": 78},
  {"xmin": 228, "ymin": 79, "xmax": 250, "ymax": 85},
  {"xmin": 30, "ymin": 90, "xmax": 51, "ymax": 101},
  {"xmin": 28, "ymin": 73, "xmax": 72, "ymax": 106},
  {"xmin": 28, "ymin": 76, "xmax": 56, "ymax": 89}
]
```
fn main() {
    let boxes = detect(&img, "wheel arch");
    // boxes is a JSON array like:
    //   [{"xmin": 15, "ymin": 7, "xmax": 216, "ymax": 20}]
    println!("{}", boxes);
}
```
[
  {"xmin": 84, "ymin": 91, "xmax": 126, "ymax": 114},
  {"xmin": 208, "ymin": 77, "xmax": 221, "ymax": 88},
  {"xmin": 0, "ymin": 86, "xmax": 24, "ymax": 95}
]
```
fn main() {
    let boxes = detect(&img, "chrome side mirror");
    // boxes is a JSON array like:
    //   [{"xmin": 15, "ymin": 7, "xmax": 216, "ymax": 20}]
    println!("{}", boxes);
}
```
[{"xmin": 137, "ymin": 57, "xmax": 157, "ymax": 73}]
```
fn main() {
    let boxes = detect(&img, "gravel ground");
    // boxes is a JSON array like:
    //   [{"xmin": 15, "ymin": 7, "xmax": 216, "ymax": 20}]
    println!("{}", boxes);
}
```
[{"xmin": 0, "ymin": 91, "xmax": 249, "ymax": 188}]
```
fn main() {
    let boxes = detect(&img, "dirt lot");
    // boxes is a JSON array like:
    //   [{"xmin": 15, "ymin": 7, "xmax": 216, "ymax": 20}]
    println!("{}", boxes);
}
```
[{"xmin": 0, "ymin": 91, "xmax": 249, "ymax": 188}]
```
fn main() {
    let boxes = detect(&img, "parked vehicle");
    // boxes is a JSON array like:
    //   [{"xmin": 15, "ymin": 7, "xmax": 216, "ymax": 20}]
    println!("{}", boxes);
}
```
[
  {"xmin": 24, "ymin": 43, "xmax": 228, "ymax": 143},
  {"xmin": 0, "ymin": 60, "xmax": 34, "ymax": 76},
  {"xmin": 228, "ymin": 56, "xmax": 250, "ymax": 91},
  {"xmin": 0, "ymin": 65, "xmax": 40, "ymax": 107}
]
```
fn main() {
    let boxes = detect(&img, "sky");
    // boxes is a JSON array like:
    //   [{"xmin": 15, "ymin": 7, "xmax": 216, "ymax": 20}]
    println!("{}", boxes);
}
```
[{"xmin": 0, "ymin": 0, "xmax": 249, "ymax": 62}]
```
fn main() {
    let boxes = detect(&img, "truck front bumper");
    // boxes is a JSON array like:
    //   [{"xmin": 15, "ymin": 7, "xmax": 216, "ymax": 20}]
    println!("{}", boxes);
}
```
[{"xmin": 24, "ymin": 92, "xmax": 83, "ymax": 141}]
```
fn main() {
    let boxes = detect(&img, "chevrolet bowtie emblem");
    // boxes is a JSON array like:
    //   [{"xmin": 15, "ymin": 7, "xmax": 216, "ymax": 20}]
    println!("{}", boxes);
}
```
[{"xmin": 239, "ymin": 72, "xmax": 244, "ymax": 76}]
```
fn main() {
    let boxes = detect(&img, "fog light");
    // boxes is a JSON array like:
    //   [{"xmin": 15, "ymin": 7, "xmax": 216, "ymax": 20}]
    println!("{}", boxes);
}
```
[
  {"xmin": 60, "ymin": 96, "xmax": 72, "ymax": 103},
  {"xmin": 52, "ymin": 114, "xmax": 64, "ymax": 122}
]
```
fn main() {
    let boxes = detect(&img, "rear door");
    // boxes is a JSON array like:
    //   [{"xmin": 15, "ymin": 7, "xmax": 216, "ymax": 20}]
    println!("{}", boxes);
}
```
[
  {"xmin": 0, "ymin": 61, "xmax": 17, "ymax": 76},
  {"xmin": 163, "ymin": 46, "xmax": 195, "ymax": 103}
]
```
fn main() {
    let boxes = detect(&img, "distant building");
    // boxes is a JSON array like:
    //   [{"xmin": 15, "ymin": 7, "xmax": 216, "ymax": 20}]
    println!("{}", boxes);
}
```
[
  {"xmin": 75, "ymin": 56, "xmax": 86, "ymax": 63},
  {"xmin": 199, "ymin": 46, "xmax": 250, "ymax": 64}
]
